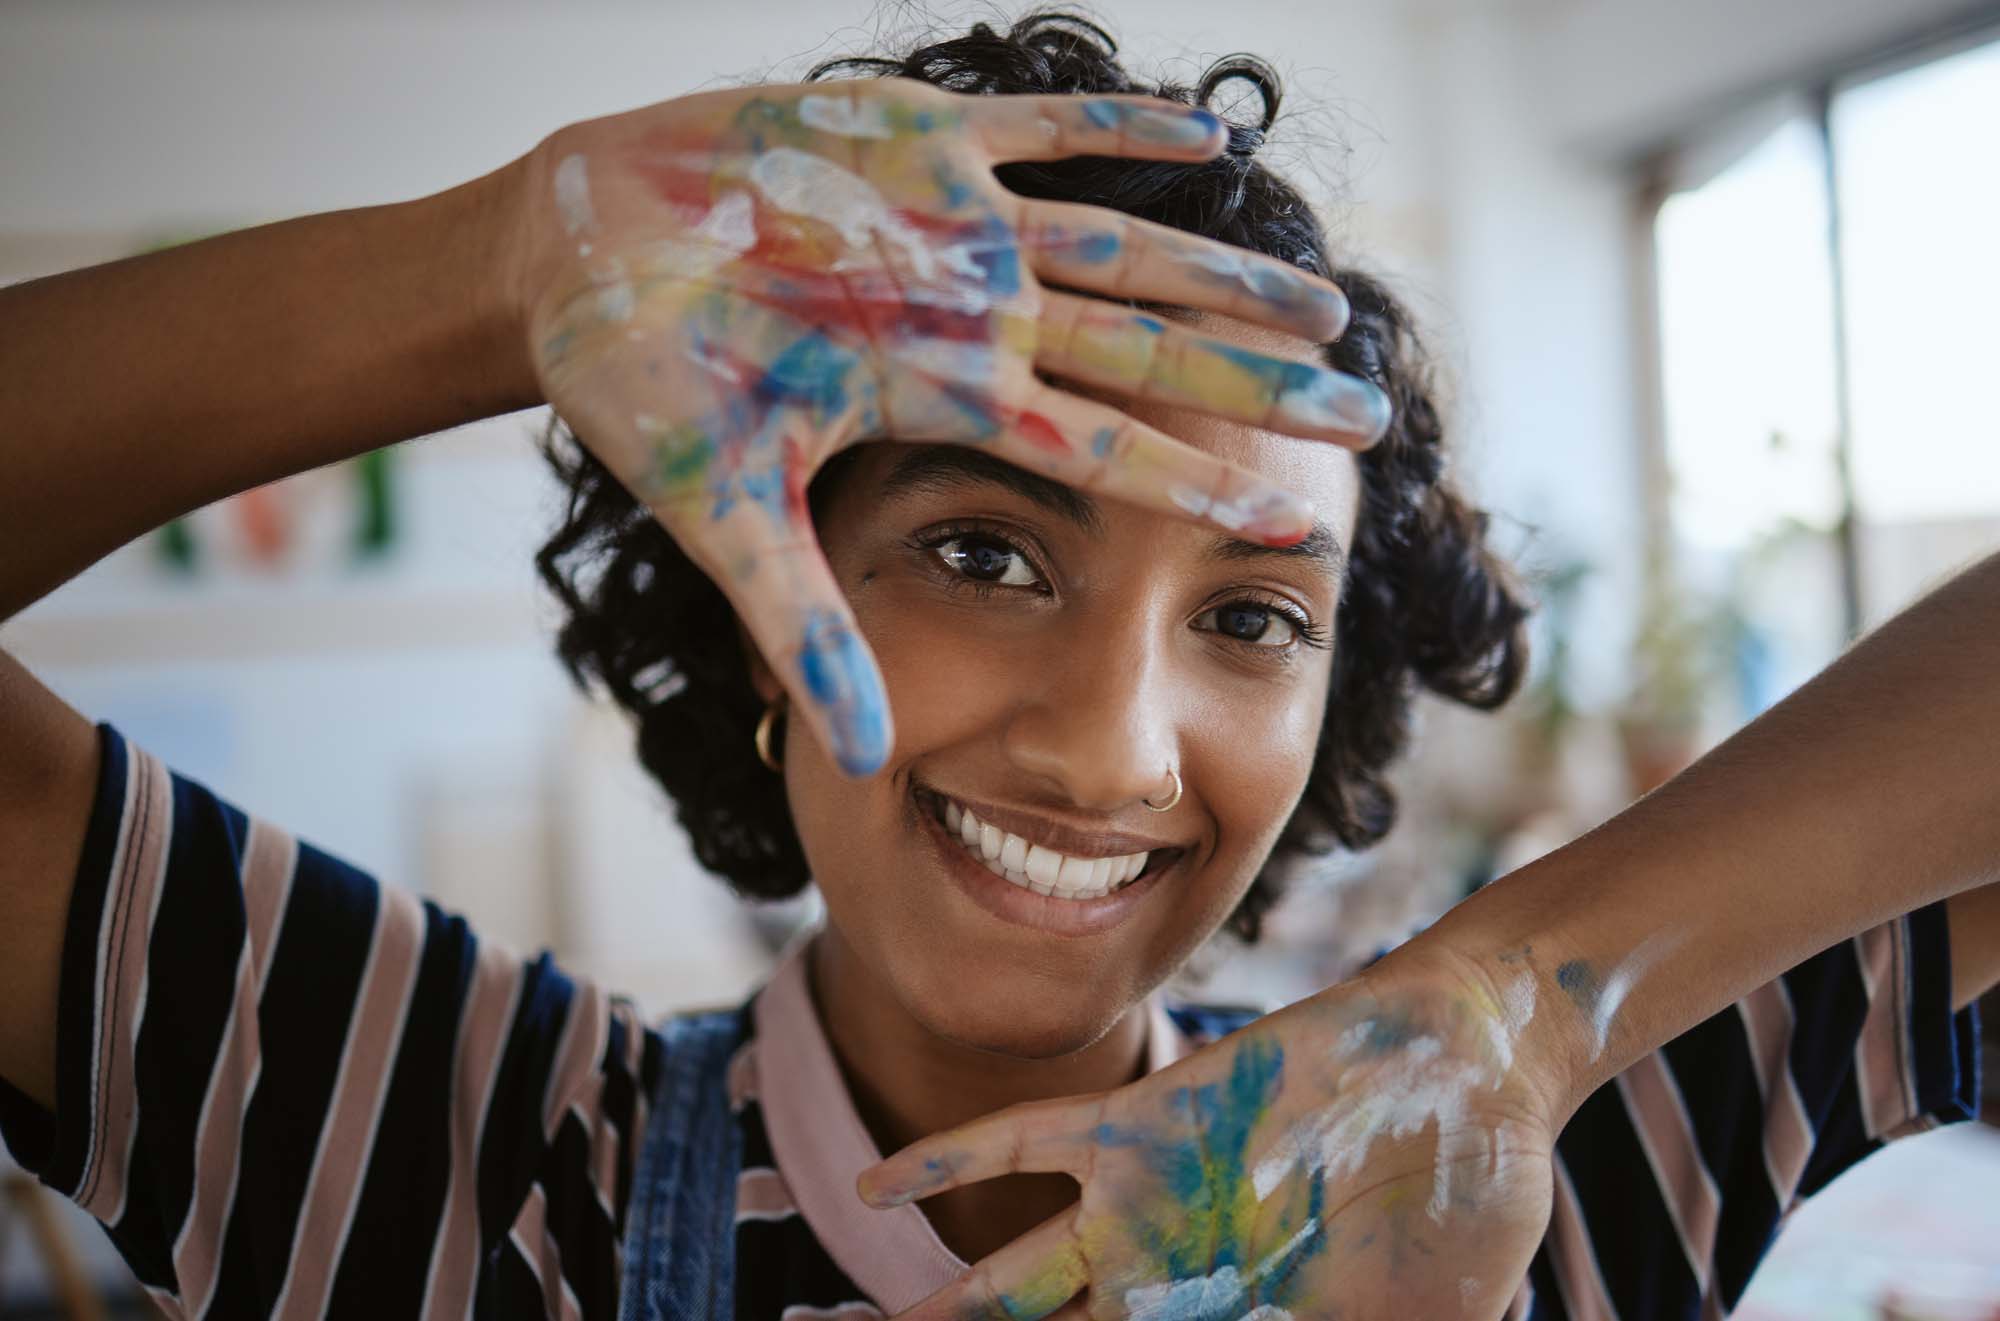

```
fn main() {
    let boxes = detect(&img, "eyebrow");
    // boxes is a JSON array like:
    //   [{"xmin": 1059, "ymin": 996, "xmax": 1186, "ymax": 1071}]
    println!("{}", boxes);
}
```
[{"xmin": 878, "ymin": 444, "xmax": 1347, "ymax": 580}]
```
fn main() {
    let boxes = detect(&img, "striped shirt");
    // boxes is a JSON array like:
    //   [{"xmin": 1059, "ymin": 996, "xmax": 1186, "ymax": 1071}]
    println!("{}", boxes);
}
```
[{"xmin": 0, "ymin": 726, "xmax": 1979, "ymax": 1319}]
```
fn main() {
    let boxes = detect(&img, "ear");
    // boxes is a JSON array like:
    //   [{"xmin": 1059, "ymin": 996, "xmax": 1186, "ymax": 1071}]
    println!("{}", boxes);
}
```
[{"xmin": 735, "ymin": 617, "xmax": 784, "ymax": 708}]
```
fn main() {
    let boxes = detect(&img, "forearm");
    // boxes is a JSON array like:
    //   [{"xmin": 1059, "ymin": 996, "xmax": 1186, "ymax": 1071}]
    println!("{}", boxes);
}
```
[
  {"xmin": 1418, "ymin": 550, "xmax": 2000, "ymax": 1119},
  {"xmin": 0, "ymin": 159, "xmax": 539, "ymax": 619}
]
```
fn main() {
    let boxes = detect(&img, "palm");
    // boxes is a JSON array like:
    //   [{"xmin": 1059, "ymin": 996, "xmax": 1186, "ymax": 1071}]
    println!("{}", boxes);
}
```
[
  {"xmin": 512, "ymin": 79, "xmax": 1389, "ymax": 775},
  {"xmin": 868, "ymin": 962, "xmax": 1559, "ymax": 1320}
]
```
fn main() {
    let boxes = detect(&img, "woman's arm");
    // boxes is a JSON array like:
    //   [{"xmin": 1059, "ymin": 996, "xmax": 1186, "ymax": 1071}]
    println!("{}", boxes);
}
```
[
  {"xmin": 0, "ymin": 165, "xmax": 535, "ymax": 619},
  {"xmin": 1425, "ymin": 548, "xmax": 2000, "ymax": 1116},
  {"xmin": 865, "ymin": 551, "xmax": 1998, "ymax": 1321}
]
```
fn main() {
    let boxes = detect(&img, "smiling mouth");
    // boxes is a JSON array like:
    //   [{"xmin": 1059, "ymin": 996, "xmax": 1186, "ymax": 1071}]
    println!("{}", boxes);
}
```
[{"xmin": 916, "ymin": 788, "xmax": 1180, "ymax": 902}]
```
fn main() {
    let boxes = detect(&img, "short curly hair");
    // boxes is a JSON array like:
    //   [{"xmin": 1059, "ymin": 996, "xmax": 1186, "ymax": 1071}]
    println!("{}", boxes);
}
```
[{"xmin": 535, "ymin": 8, "xmax": 1531, "ymax": 941}]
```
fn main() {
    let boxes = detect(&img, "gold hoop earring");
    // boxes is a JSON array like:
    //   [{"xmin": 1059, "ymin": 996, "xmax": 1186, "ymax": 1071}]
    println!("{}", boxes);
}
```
[
  {"xmin": 754, "ymin": 699, "xmax": 785, "ymax": 772},
  {"xmin": 1143, "ymin": 766, "xmax": 1182, "ymax": 813}
]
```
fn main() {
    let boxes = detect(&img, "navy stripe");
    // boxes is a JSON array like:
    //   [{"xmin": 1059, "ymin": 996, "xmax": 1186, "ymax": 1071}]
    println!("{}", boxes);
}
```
[
  {"xmin": 602, "ymin": 1013, "xmax": 639, "ymax": 1241},
  {"xmin": 203, "ymin": 840, "xmax": 380, "ymax": 1317},
  {"xmin": 1553, "ymin": 1080, "xmax": 1699, "ymax": 1320},
  {"xmin": 544, "ymin": 1112, "xmax": 619, "ymax": 1314},
  {"xmin": 1658, "ymin": 1009, "xmax": 1782, "ymax": 1308},
  {"xmin": 325, "ymin": 899, "xmax": 479, "ymax": 1315},
  {"xmin": 476, "ymin": 951, "xmax": 580, "ymax": 1247},
  {"xmin": 118, "ymin": 775, "xmax": 251, "ymax": 1281}
]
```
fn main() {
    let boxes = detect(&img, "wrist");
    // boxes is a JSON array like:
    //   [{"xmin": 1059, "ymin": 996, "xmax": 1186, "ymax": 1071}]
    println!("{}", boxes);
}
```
[
  {"xmin": 409, "ymin": 153, "xmax": 546, "ymax": 418},
  {"xmin": 1373, "ymin": 878, "xmax": 1607, "ymax": 1129}
]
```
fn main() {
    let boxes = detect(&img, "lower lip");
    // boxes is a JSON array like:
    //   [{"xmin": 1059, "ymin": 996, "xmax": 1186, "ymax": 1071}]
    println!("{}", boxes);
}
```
[{"xmin": 916, "ymin": 799, "xmax": 1170, "ymax": 938}]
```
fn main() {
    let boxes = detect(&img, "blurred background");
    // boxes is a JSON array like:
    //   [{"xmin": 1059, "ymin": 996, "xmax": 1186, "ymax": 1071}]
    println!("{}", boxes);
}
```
[{"xmin": 3, "ymin": 0, "xmax": 1998, "ymax": 1316}]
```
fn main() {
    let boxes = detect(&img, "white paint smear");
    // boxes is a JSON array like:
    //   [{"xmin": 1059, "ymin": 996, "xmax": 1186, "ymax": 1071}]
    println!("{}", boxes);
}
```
[
  {"xmin": 1123, "ymin": 1222, "xmax": 1315, "ymax": 1321},
  {"xmin": 798, "ymin": 92, "xmax": 894, "ymax": 139},
  {"xmin": 1251, "ymin": 979, "xmax": 1538, "ymax": 1223},
  {"xmin": 554, "ymin": 152, "xmax": 596, "ymax": 237},
  {"xmin": 746, "ymin": 147, "xmax": 980, "ymax": 284},
  {"xmin": 1590, "ymin": 933, "xmax": 1679, "ymax": 1060}
]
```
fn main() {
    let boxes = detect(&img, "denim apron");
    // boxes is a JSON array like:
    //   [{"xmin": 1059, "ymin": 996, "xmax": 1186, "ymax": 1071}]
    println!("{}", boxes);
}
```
[
  {"xmin": 613, "ymin": 998, "xmax": 1257, "ymax": 1319},
  {"xmin": 617, "ymin": 1005, "xmax": 753, "ymax": 1321}
]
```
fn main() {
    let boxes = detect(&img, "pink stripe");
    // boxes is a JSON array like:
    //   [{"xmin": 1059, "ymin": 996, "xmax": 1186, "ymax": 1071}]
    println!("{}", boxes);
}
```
[
  {"xmin": 1852, "ymin": 923, "xmax": 1913, "ymax": 1137},
  {"xmin": 79, "ymin": 746, "xmax": 173, "ymax": 1223},
  {"xmin": 1616, "ymin": 1052, "xmax": 1721, "ymax": 1294},
  {"xmin": 242, "ymin": 819, "xmax": 298, "ymax": 998},
  {"xmin": 1547, "ymin": 1154, "xmax": 1620, "ymax": 1321},
  {"xmin": 1734, "ymin": 981, "xmax": 1813, "ymax": 1207},
  {"xmin": 541, "ymin": 977, "xmax": 608, "ymax": 1142},
  {"xmin": 508, "ymin": 1184, "xmax": 581, "ymax": 1321},
  {"xmin": 727, "ymin": 1038, "xmax": 758, "ymax": 1111},
  {"xmin": 420, "ymin": 936, "xmax": 525, "ymax": 1319},
  {"xmin": 622, "ymin": 1002, "xmax": 649, "ymax": 1224},
  {"xmin": 735, "ymin": 1166, "xmax": 799, "ymax": 1221},
  {"xmin": 173, "ymin": 817, "xmax": 302, "ymax": 1315},
  {"xmin": 273, "ymin": 887, "xmax": 426, "ymax": 1321}
]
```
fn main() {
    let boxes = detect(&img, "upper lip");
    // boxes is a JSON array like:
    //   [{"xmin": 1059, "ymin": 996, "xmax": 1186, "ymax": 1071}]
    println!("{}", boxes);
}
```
[{"xmin": 915, "ymin": 782, "xmax": 1191, "ymax": 860}]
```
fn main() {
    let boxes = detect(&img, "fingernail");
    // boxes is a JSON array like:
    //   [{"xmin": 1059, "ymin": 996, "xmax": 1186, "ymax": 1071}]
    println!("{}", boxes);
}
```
[
  {"xmin": 796, "ymin": 610, "xmax": 891, "ymax": 775},
  {"xmin": 1277, "ymin": 363, "xmax": 1395, "ymax": 441},
  {"xmin": 1169, "ymin": 482, "xmax": 1314, "ymax": 544},
  {"xmin": 1082, "ymin": 100, "xmax": 1223, "ymax": 149}
]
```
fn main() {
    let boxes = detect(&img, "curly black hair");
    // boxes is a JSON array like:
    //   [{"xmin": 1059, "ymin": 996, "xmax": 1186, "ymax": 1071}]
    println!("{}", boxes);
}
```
[{"xmin": 535, "ymin": 8, "xmax": 1531, "ymax": 941}]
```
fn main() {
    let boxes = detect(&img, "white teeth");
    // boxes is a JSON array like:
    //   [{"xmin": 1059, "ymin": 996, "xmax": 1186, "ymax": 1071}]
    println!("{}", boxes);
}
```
[
  {"xmin": 1024, "ymin": 844, "xmax": 1061, "ymax": 887},
  {"xmin": 936, "ymin": 797, "xmax": 1156, "ymax": 902}
]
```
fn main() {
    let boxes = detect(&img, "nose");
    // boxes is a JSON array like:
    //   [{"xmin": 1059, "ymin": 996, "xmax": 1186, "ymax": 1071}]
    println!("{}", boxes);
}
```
[{"xmin": 999, "ymin": 616, "xmax": 1181, "ymax": 813}]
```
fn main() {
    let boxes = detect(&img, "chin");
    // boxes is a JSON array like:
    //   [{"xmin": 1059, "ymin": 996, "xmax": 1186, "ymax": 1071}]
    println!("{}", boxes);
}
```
[{"xmin": 895, "ymin": 957, "xmax": 1133, "ymax": 1060}]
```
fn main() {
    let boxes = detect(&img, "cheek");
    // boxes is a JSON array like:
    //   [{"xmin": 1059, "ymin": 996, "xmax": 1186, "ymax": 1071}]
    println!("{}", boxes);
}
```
[{"xmin": 1186, "ymin": 664, "xmax": 1327, "ymax": 867}]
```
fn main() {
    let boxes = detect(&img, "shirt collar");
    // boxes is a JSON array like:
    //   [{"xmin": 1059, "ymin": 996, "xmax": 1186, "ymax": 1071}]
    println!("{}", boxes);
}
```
[{"xmin": 752, "ymin": 934, "xmax": 1190, "ymax": 1315}]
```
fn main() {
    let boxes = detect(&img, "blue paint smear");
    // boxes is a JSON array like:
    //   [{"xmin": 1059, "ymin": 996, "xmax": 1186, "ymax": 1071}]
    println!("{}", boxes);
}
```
[
  {"xmin": 1077, "ymin": 230, "xmax": 1122, "ymax": 264},
  {"xmin": 755, "ymin": 331, "xmax": 859, "ymax": 425},
  {"xmin": 796, "ymin": 609, "xmax": 890, "ymax": 775},
  {"xmin": 1091, "ymin": 426, "xmax": 1118, "ymax": 459},
  {"xmin": 1085, "ymin": 1037, "xmax": 1332, "ymax": 1309},
  {"xmin": 1132, "ymin": 313, "xmax": 1166, "ymax": 335},
  {"xmin": 964, "ymin": 216, "xmax": 1022, "ymax": 297}
]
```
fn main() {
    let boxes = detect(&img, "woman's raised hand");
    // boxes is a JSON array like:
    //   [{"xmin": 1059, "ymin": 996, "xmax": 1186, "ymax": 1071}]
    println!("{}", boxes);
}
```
[
  {"xmin": 513, "ymin": 79, "xmax": 1391, "ymax": 775},
  {"xmin": 859, "ymin": 951, "xmax": 1562, "ymax": 1320}
]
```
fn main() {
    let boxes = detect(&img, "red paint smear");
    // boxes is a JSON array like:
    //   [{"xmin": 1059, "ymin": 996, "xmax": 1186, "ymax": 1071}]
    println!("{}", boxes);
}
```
[
  {"xmin": 782, "ymin": 434, "xmax": 813, "ymax": 527},
  {"xmin": 1013, "ymin": 410, "xmax": 1071, "ymax": 456}
]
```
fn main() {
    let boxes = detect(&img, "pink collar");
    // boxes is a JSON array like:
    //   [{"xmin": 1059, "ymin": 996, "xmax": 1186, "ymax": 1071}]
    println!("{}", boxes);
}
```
[{"xmin": 751, "ymin": 937, "xmax": 1189, "ymax": 1314}]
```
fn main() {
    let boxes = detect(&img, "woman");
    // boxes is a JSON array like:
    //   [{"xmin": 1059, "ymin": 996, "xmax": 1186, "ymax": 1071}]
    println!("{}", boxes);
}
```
[{"xmin": 1, "ymin": 12, "xmax": 1994, "ymax": 1320}]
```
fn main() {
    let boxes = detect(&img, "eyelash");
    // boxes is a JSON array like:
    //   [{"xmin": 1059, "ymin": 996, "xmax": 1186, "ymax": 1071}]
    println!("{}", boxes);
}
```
[{"xmin": 906, "ymin": 522, "xmax": 1332, "ymax": 654}]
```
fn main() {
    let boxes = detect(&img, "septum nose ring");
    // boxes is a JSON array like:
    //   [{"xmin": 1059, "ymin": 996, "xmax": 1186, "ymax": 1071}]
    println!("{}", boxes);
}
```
[{"xmin": 1143, "ymin": 766, "xmax": 1183, "ymax": 813}]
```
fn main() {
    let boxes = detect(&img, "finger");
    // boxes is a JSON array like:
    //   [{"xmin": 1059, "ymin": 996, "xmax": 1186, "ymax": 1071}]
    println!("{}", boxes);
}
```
[
  {"xmin": 1018, "ymin": 197, "xmax": 1351, "ymax": 343},
  {"xmin": 700, "ymin": 516, "xmax": 894, "ymax": 778},
  {"xmin": 891, "ymin": 1206, "xmax": 1088, "ymax": 1321},
  {"xmin": 987, "ymin": 383, "xmax": 1318, "ymax": 547},
  {"xmin": 859, "ymin": 1095, "xmax": 1103, "ymax": 1208},
  {"xmin": 965, "ymin": 93, "xmax": 1226, "ymax": 164},
  {"xmin": 1037, "ymin": 289, "xmax": 1391, "ymax": 445}
]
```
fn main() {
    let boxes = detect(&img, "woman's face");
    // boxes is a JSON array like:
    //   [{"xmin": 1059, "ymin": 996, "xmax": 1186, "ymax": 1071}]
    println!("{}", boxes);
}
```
[{"xmin": 770, "ymin": 308, "xmax": 1362, "ymax": 1058}]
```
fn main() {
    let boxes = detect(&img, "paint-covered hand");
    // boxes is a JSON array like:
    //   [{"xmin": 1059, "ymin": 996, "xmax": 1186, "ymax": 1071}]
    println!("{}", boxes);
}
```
[
  {"xmin": 860, "ymin": 953, "xmax": 1561, "ymax": 1320},
  {"xmin": 513, "ymin": 80, "xmax": 1391, "ymax": 775}
]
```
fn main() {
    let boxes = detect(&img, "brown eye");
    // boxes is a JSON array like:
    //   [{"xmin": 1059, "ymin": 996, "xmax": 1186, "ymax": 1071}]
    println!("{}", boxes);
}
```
[
  {"xmin": 1198, "ymin": 602, "xmax": 1300, "ymax": 647},
  {"xmin": 932, "ymin": 535, "xmax": 1040, "ymax": 587}
]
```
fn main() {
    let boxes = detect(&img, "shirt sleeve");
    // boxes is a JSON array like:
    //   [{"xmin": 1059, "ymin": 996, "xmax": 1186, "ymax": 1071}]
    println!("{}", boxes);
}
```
[
  {"xmin": 0, "ymin": 725, "xmax": 663, "ymax": 1319},
  {"xmin": 1516, "ymin": 902, "xmax": 1982, "ymax": 1321}
]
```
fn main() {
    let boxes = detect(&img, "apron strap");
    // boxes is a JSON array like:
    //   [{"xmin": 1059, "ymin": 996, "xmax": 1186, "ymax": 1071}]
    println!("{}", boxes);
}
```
[{"xmin": 618, "ymin": 1006, "xmax": 750, "ymax": 1321}]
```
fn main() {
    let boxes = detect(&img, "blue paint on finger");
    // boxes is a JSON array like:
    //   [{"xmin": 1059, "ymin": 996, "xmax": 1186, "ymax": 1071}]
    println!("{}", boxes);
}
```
[{"xmin": 797, "ymin": 609, "xmax": 891, "ymax": 775}]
